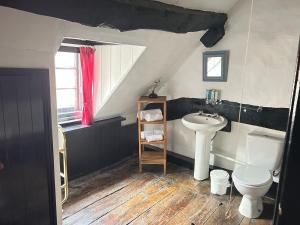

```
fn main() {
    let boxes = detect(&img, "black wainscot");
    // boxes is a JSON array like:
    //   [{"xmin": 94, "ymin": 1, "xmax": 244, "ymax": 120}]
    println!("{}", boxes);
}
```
[{"xmin": 62, "ymin": 117, "xmax": 137, "ymax": 180}]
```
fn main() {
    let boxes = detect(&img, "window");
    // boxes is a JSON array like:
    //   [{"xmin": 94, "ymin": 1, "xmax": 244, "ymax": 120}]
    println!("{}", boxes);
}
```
[{"xmin": 55, "ymin": 52, "xmax": 82, "ymax": 123}]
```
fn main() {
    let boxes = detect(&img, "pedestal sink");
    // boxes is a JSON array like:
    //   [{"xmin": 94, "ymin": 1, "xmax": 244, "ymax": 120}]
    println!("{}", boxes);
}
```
[{"xmin": 182, "ymin": 113, "xmax": 227, "ymax": 181}]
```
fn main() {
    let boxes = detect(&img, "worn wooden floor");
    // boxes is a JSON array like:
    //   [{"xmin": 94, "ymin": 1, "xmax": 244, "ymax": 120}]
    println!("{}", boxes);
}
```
[{"xmin": 63, "ymin": 158, "xmax": 274, "ymax": 225}]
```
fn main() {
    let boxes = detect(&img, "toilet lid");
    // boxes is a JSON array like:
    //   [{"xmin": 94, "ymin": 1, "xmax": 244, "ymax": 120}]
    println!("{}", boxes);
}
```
[{"xmin": 233, "ymin": 165, "xmax": 272, "ymax": 187}]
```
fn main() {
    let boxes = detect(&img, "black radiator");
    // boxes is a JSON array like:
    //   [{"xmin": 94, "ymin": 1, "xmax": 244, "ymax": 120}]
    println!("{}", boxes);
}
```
[{"xmin": 63, "ymin": 118, "xmax": 137, "ymax": 180}]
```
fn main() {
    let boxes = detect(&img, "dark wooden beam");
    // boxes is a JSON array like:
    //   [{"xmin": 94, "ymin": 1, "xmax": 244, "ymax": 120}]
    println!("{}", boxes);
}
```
[
  {"xmin": 58, "ymin": 38, "xmax": 117, "ymax": 53},
  {"xmin": 62, "ymin": 38, "xmax": 116, "ymax": 46},
  {"xmin": 58, "ymin": 46, "xmax": 80, "ymax": 53},
  {"xmin": 0, "ymin": 0, "xmax": 227, "ymax": 46}
]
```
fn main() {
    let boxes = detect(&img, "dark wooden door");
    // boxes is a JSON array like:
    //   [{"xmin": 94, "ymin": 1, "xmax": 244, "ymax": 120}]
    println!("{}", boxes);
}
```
[
  {"xmin": 274, "ymin": 39, "xmax": 300, "ymax": 225},
  {"xmin": 0, "ymin": 69, "xmax": 56, "ymax": 225}
]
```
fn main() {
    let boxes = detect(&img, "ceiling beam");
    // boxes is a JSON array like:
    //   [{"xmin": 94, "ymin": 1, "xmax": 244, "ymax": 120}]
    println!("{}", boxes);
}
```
[
  {"xmin": 58, "ymin": 46, "xmax": 80, "ymax": 53},
  {"xmin": 62, "ymin": 38, "xmax": 116, "ymax": 46},
  {"xmin": 0, "ymin": 0, "xmax": 228, "ymax": 46}
]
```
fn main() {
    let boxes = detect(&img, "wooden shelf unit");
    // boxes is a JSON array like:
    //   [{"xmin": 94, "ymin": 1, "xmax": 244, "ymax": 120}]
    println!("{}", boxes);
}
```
[{"xmin": 137, "ymin": 96, "xmax": 167, "ymax": 175}]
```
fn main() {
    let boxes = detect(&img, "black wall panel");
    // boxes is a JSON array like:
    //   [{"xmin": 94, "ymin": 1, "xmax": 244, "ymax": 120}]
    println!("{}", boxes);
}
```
[
  {"xmin": 145, "ymin": 98, "xmax": 289, "ymax": 131},
  {"xmin": 64, "ymin": 118, "xmax": 137, "ymax": 180},
  {"xmin": 121, "ymin": 123, "xmax": 138, "ymax": 158}
]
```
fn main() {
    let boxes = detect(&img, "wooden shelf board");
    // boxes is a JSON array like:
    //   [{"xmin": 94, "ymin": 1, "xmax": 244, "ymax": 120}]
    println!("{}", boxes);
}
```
[
  {"xmin": 137, "ymin": 96, "xmax": 166, "ymax": 103},
  {"xmin": 140, "ymin": 120, "xmax": 164, "ymax": 124},
  {"xmin": 141, "ymin": 151, "xmax": 165, "ymax": 164},
  {"xmin": 140, "ymin": 139, "xmax": 165, "ymax": 145}
]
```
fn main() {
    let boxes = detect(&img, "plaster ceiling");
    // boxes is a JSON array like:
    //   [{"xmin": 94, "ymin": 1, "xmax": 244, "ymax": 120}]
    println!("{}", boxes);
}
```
[{"xmin": 155, "ymin": 0, "xmax": 240, "ymax": 12}]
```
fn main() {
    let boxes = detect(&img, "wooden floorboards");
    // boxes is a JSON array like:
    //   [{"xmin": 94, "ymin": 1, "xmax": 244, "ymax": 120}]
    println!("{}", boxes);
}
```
[{"xmin": 63, "ymin": 158, "xmax": 274, "ymax": 225}]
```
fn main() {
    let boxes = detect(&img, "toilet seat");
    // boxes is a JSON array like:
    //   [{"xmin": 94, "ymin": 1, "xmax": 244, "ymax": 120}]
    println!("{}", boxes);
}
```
[{"xmin": 233, "ymin": 165, "xmax": 272, "ymax": 187}]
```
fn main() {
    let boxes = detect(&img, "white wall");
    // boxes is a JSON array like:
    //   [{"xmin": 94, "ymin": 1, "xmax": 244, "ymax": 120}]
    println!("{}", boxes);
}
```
[
  {"xmin": 161, "ymin": 0, "xmax": 300, "ymax": 170},
  {"xmin": 94, "ymin": 44, "xmax": 145, "ymax": 115}
]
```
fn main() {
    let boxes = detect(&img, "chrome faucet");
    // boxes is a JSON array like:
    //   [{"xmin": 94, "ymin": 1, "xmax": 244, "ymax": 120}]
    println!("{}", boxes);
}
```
[
  {"xmin": 211, "ymin": 113, "xmax": 220, "ymax": 118},
  {"xmin": 198, "ymin": 111, "xmax": 219, "ymax": 118}
]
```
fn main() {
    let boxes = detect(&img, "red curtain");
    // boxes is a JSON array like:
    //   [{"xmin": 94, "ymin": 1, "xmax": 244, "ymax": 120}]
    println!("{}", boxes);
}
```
[{"xmin": 80, "ymin": 47, "xmax": 94, "ymax": 125}]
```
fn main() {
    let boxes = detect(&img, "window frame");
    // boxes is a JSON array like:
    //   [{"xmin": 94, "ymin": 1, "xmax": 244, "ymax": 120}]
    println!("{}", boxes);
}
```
[{"xmin": 55, "ymin": 51, "xmax": 82, "ymax": 124}]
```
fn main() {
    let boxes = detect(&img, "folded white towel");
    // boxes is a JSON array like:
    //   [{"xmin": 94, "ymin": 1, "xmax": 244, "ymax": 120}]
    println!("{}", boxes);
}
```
[
  {"xmin": 141, "ymin": 130, "xmax": 164, "ymax": 139},
  {"xmin": 141, "ymin": 130, "xmax": 152, "ymax": 139},
  {"xmin": 139, "ymin": 109, "xmax": 163, "ymax": 122},
  {"xmin": 146, "ymin": 134, "xmax": 163, "ymax": 142}
]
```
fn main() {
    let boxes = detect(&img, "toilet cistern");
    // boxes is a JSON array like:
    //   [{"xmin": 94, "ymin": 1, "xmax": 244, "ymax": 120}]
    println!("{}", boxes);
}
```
[{"xmin": 181, "ymin": 113, "xmax": 227, "ymax": 180}]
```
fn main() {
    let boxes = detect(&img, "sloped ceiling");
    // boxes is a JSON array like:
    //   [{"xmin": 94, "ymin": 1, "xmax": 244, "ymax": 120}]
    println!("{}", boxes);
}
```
[
  {"xmin": 94, "ymin": 1, "xmax": 240, "ymax": 123},
  {"xmin": 93, "ymin": 1, "xmax": 240, "ymax": 123},
  {"xmin": 94, "ymin": 30, "xmax": 203, "ymax": 123}
]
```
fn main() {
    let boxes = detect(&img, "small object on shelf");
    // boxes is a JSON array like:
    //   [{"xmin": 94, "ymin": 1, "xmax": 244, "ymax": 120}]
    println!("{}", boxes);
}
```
[
  {"xmin": 148, "ymin": 80, "xmax": 160, "ymax": 98},
  {"xmin": 137, "ymin": 96, "xmax": 167, "ymax": 175},
  {"xmin": 206, "ymin": 89, "xmax": 221, "ymax": 105},
  {"xmin": 148, "ymin": 91, "xmax": 158, "ymax": 98}
]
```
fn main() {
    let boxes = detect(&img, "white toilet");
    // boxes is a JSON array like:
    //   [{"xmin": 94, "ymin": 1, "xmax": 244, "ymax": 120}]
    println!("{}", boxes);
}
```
[{"xmin": 232, "ymin": 132, "xmax": 284, "ymax": 218}]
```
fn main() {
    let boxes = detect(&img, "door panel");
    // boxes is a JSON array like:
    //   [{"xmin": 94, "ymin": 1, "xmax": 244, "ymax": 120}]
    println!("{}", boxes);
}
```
[
  {"xmin": 274, "ymin": 39, "xmax": 300, "ymax": 225},
  {"xmin": 0, "ymin": 69, "xmax": 56, "ymax": 225},
  {"xmin": 0, "ymin": 75, "xmax": 27, "ymax": 224}
]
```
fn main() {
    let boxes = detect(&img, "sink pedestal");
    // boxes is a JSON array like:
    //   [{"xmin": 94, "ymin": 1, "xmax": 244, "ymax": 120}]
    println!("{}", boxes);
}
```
[
  {"xmin": 194, "ymin": 131, "xmax": 213, "ymax": 180},
  {"xmin": 181, "ymin": 113, "xmax": 227, "ymax": 181}
]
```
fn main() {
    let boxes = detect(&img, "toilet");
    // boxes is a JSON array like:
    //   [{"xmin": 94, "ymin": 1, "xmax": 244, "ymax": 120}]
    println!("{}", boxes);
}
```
[{"xmin": 232, "ymin": 132, "xmax": 284, "ymax": 218}]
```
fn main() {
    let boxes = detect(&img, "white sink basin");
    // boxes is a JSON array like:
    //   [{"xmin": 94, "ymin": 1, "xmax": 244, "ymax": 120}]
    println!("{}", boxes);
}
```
[
  {"xmin": 181, "ymin": 113, "xmax": 228, "ymax": 181},
  {"xmin": 182, "ymin": 113, "xmax": 227, "ymax": 132}
]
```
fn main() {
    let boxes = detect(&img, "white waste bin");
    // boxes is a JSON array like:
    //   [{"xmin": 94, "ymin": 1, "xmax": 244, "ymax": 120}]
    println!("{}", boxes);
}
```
[{"xmin": 210, "ymin": 169, "xmax": 230, "ymax": 195}]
